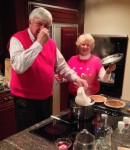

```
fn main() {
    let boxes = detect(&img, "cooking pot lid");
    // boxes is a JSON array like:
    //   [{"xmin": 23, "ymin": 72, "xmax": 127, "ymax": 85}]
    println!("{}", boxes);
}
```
[{"xmin": 101, "ymin": 53, "xmax": 123, "ymax": 66}]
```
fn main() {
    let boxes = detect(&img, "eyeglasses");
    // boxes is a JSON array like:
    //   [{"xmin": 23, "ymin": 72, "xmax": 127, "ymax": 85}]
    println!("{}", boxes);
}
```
[{"xmin": 32, "ymin": 20, "xmax": 51, "ymax": 29}]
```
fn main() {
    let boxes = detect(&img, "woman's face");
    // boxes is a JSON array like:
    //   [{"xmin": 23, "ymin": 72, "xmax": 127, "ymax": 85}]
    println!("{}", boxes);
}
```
[
  {"xmin": 29, "ymin": 18, "xmax": 51, "ymax": 39},
  {"xmin": 79, "ymin": 41, "xmax": 92, "ymax": 56}
]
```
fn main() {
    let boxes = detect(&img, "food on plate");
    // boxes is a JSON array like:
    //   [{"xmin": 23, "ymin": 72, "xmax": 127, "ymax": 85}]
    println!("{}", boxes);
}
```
[
  {"xmin": 89, "ymin": 95, "xmax": 107, "ymax": 103},
  {"xmin": 104, "ymin": 99, "xmax": 126, "ymax": 108}
]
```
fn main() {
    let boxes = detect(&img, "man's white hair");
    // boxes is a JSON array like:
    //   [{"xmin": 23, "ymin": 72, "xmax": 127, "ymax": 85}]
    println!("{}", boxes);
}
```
[{"xmin": 29, "ymin": 7, "xmax": 53, "ymax": 25}]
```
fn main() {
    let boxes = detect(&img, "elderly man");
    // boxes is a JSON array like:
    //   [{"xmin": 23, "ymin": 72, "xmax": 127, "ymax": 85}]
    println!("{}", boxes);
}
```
[{"xmin": 8, "ymin": 7, "xmax": 88, "ymax": 131}]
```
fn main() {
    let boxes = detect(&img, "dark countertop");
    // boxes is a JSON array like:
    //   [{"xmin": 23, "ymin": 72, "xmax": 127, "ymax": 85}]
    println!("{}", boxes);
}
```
[
  {"xmin": 0, "ymin": 100, "xmax": 130, "ymax": 150},
  {"xmin": 0, "ymin": 89, "xmax": 10, "ymax": 94},
  {"xmin": 0, "ymin": 117, "xmax": 58, "ymax": 150}
]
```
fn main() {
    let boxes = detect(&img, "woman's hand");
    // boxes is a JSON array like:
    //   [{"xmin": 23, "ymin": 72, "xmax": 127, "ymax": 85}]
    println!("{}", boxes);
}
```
[{"xmin": 106, "ymin": 64, "xmax": 116, "ymax": 74}]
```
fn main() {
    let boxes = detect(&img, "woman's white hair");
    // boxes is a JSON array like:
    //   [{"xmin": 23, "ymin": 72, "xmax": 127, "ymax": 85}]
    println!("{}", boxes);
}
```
[
  {"xmin": 29, "ymin": 7, "xmax": 53, "ymax": 25},
  {"xmin": 76, "ymin": 33, "xmax": 95, "ymax": 49}
]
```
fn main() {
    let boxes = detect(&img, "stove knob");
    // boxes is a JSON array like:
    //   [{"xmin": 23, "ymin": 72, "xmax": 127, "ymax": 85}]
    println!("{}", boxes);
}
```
[
  {"xmin": 105, "ymin": 110, "xmax": 111, "ymax": 115},
  {"xmin": 112, "ymin": 112, "xmax": 118, "ymax": 117}
]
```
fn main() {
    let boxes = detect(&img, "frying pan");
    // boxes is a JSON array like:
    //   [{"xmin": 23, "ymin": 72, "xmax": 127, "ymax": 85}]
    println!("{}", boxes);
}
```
[{"xmin": 101, "ymin": 53, "xmax": 123, "ymax": 66}]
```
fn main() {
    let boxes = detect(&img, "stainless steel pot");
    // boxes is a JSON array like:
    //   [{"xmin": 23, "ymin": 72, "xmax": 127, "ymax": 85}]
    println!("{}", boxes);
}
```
[{"xmin": 70, "ymin": 99, "xmax": 95, "ymax": 120}]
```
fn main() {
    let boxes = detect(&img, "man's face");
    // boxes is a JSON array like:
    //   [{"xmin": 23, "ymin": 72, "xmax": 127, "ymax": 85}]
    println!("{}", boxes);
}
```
[{"xmin": 29, "ymin": 18, "xmax": 51, "ymax": 39}]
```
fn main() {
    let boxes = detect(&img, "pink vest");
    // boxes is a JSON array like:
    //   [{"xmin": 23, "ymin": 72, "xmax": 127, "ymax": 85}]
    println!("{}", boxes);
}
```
[{"xmin": 10, "ymin": 29, "xmax": 56, "ymax": 99}]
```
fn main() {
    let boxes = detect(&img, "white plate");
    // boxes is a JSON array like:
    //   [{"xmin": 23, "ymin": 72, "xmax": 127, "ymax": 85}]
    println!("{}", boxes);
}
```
[{"xmin": 101, "ymin": 53, "xmax": 123, "ymax": 66}]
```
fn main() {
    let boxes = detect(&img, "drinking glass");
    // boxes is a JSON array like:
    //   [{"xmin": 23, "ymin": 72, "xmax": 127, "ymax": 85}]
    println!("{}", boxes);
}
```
[{"xmin": 55, "ymin": 138, "xmax": 72, "ymax": 150}]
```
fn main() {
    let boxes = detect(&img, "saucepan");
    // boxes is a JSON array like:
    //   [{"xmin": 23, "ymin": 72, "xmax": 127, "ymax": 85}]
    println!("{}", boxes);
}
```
[
  {"xmin": 101, "ymin": 53, "xmax": 123, "ymax": 66},
  {"xmin": 70, "ymin": 99, "xmax": 95, "ymax": 120}
]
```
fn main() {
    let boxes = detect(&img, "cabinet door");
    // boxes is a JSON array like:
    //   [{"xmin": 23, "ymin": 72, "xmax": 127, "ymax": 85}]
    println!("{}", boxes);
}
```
[
  {"xmin": 0, "ymin": 105, "xmax": 17, "ymax": 140},
  {"xmin": 60, "ymin": 27, "xmax": 77, "ymax": 111}
]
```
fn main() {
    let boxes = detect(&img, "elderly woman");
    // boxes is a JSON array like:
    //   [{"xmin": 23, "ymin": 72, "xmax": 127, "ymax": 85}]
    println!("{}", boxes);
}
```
[
  {"xmin": 56, "ymin": 34, "xmax": 116, "ymax": 101},
  {"xmin": 67, "ymin": 33, "xmax": 116, "ymax": 98}
]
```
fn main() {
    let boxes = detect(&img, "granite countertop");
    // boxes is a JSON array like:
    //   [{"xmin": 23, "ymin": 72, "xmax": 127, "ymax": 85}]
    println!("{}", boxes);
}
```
[
  {"xmin": 0, "ymin": 88, "xmax": 10, "ymax": 94},
  {"xmin": 0, "ymin": 101, "xmax": 130, "ymax": 150},
  {"xmin": 0, "ymin": 117, "xmax": 58, "ymax": 150}
]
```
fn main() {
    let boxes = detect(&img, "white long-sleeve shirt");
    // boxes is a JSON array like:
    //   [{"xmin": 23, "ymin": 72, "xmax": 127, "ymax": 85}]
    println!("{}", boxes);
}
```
[{"xmin": 9, "ymin": 28, "xmax": 78, "ymax": 82}]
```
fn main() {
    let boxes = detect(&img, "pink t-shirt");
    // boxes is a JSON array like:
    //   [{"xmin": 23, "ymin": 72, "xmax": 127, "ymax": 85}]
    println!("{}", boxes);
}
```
[{"xmin": 68, "ymin": 55, "xmax": 102, "ymax": 96}]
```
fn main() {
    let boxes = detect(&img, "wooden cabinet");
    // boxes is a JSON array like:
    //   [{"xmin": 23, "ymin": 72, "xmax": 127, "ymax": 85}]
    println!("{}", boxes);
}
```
[
  {"xmin": 0, "ymin": 91, "xmax": 17, "ymax": 140},
  {"xmin": 60, "ymin": 27, "xmax": 78, "ymax": 111}
]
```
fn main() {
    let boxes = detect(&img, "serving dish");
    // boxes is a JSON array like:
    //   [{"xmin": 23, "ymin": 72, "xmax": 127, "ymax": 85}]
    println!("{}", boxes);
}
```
[
  {"xmin": 104, "ymin": 99, "xmax": 126, "ymax": 108},
  {"xmin": 89, "ymin": 95, "xmax": 107, "ymax": 103},
  {"xmin": 101, "ymin": 53, "xmax": 123, "ymax": 66}
]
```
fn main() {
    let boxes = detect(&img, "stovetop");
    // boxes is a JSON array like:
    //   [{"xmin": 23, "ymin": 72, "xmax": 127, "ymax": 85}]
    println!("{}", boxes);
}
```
[
  {"xmin": 30, "ymin": 112, "xmax": 95, "ymax": 143},
  {"xmin": 29, "ymin": 106, "xmax": 126, "ymax": 144}
]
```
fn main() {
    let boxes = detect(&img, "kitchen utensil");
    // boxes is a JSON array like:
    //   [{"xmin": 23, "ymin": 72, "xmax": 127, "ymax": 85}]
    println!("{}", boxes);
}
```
[
  {"xmin": 101, "ymin": 53, "xmax": 123, "ymax": 66},
  {"xmin": 51, "ymin": 115, "xmax": 73, "ymax": 124},
  {"xmin": 70, "ymin": 99, "xmax": 95, "ymax": 120},
  {"xmin": 73, "ymin": 129, "xmax": 95, "ymax": 150}
]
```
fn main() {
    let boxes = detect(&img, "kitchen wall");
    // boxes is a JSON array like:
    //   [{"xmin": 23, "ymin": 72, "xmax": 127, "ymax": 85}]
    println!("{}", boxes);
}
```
[{"xmin": 84, "ymin": 0, "xmax": 130, "ymax": 100}]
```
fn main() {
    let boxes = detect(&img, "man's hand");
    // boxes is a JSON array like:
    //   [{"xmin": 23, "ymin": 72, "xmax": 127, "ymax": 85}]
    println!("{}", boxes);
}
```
[
  {"xmin": 37, "ymin": 28, "xmax": 49, "ymax": 45},
  {"xmin": 75, "ymin": 77, "xmax": 88, "ymax": 90},
  {"xmin": 55, "ymin": 74, "xmax": 67, "ymax": 84}
]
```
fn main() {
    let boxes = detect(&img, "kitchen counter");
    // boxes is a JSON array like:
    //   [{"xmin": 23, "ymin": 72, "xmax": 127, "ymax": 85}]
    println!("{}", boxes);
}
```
[
  {"xmin": 0, "ymin": 100, "xmax": 130, "ymax": 150},
  {"xmin": 0, "ymin": 116, "xmax": 58, "ymax": 150}
]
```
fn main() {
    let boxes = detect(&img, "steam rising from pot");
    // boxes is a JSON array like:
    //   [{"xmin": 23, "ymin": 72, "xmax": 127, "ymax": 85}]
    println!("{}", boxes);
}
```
[{"xmin": 92, "ymin": 37, "xmax": 114, "ymax": 59}]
